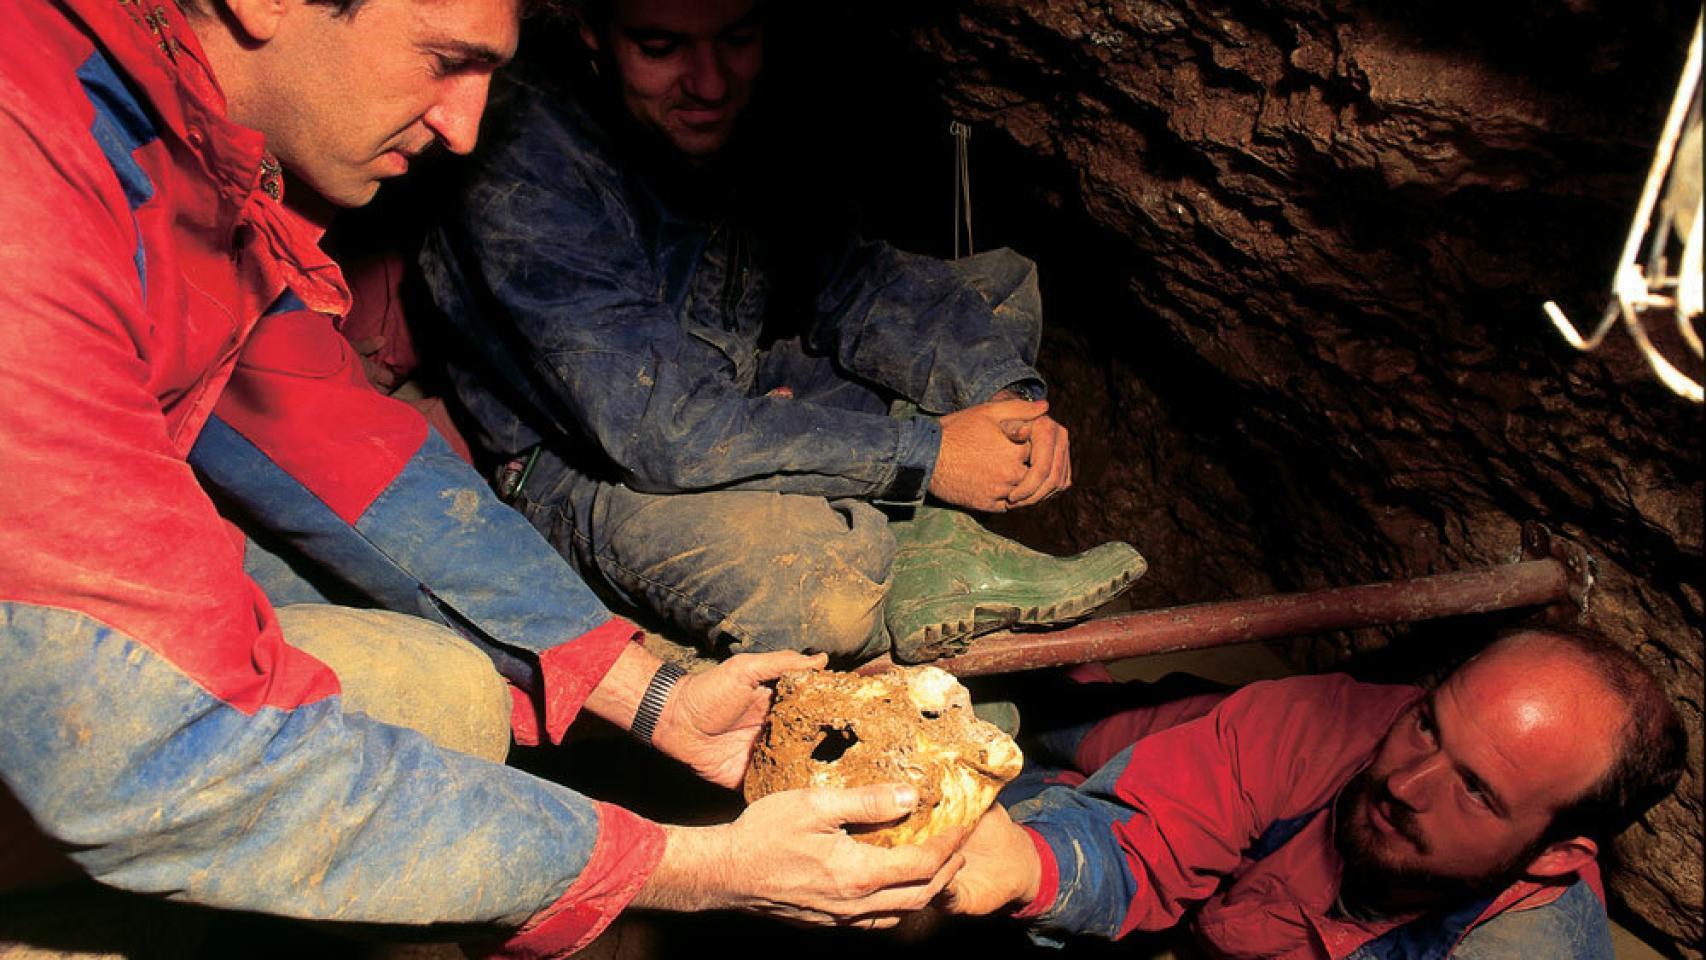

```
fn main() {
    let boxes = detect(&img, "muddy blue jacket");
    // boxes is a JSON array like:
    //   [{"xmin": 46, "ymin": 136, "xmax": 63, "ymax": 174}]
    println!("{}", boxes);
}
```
[{"xmin": 419, "ymin": 70, "xmax": 1041, "ymax": 503}]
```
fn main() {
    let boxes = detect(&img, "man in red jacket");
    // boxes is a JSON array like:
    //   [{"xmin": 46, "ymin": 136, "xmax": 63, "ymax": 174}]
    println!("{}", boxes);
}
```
[
  {"xmin": 0, "ymin": 0, "xmax": 961, "ymax": 954},
  {"xmin": 941, "ymin": 627, "xmax": 1684, "ymax": 958}
]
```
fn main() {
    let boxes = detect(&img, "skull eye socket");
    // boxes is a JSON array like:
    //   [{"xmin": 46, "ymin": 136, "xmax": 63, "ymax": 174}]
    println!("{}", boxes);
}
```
[{"xmin": 811, "ymin": 725, "xmax": 859, "ymax": 764}]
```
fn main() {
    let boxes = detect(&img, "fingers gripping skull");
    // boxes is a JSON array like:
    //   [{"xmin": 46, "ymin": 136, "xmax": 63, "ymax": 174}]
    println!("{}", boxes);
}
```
[{"xmin": 745, "ymin": 666, "xmax": 1024, "ymax": 847}]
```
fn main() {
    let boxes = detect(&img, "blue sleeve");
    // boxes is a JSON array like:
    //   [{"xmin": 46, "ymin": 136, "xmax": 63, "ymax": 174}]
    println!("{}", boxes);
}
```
[
  {"xmin": 193, "ymin": 300, "xmax": 633, "ymax": 709},
  {"xmin": 193, "ymin": 419, "xmax": 609, "ymax": 685},
  {"xmin": 808, "ymin": 236, "xmax": 1041, "ymax": 413},
  {"xmin": 1010, "ymin": 746, "xmax": 1150, "ymax": 941},
  {"xmin": 0, "ymin": 603, "xmax": 649, "ymax": 936}
]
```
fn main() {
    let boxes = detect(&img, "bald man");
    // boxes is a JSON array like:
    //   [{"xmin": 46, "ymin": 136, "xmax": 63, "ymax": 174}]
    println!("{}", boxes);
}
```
[{"xmin": 942, "ymin": 627, "xmax": 1685, "ymax": 959}]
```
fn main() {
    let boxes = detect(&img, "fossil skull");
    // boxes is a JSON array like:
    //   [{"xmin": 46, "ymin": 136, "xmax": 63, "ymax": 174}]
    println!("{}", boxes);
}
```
[{"xmin": 744, "ymin": 666, "xmax": 1023, "ymax": 847}]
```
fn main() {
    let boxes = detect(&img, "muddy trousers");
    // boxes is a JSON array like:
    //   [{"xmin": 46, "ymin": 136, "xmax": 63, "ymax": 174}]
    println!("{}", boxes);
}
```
[
  {"xmin": 0, "ymin": 606, "xmax": 511, "ymax": 959},
  {"xmin": 514, "ymin": 249, "xmax": 1044, "ymax": 658}
]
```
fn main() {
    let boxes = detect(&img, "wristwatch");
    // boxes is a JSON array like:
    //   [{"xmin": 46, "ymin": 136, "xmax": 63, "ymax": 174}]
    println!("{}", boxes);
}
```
[{"xmin": 630, "ymin": 661, "xmax": 687, "ymax": 745}]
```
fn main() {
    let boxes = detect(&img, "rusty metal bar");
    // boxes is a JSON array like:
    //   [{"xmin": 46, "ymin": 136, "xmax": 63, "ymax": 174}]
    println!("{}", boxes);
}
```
[{"xmin": 858, "ymin": 526, "xmax": 1593, "ymax": 678}]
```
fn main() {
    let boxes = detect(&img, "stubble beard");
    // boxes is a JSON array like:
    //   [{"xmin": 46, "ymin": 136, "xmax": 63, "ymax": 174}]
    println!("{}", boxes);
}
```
[{"xmin": 1331, "ymin": 770, "xmax": 1535, "ymax": 915}]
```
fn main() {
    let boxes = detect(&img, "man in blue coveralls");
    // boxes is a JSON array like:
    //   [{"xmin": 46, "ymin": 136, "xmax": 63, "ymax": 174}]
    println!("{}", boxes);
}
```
[{"xmin": 420, "ymin": 0, "xmax": 1149, "ymax": 665}]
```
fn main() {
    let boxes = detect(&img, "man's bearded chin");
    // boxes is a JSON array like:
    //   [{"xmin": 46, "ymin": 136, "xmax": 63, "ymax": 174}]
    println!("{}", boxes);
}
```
[{"xmin": 1331, "ymin": 770, "xmax": 1538, "ymax": 914}]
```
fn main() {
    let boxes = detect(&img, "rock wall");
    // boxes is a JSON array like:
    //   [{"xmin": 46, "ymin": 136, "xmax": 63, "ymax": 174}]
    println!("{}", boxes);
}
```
[{"xmin": 791, "ymin": 1, "xmax": 1702, "ymax": 952}]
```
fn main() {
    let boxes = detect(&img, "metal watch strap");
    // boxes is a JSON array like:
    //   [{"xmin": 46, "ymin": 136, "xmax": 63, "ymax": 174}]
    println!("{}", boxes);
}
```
[{"xmin": 630, "ymin": 661, "xmax": 686, "ymax": 746}]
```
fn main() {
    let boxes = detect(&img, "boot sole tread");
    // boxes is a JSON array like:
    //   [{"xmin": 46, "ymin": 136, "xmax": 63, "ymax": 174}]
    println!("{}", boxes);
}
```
[{"xmin": 891, "ymin": 567, "xmax": 1141, "ymax": 661}]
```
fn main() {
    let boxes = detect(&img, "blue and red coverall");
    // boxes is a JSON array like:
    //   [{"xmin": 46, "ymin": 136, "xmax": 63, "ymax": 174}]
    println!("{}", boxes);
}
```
[
  {"xmin": 1007, "ymin": 674, "xmax": 1614, "ymax": 959},
  {"xmin": 0, "ymin": 1, "xmax": 663, "ymax": 953}
]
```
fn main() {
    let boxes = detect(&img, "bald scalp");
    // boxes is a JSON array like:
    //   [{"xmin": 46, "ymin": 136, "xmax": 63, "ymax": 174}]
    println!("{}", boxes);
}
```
[
  {"xmin": 1472, "ymin": 630, "xmax": 1630, "ymax": 739},
  {"xmin": 1469, "ymin": 626, "xmax": 1684, "ymax": 844}
]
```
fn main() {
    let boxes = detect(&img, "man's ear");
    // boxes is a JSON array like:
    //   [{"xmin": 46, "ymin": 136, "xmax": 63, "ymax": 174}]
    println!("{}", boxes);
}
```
[
  {"xmin": 578, "ymin": 20, "xmax": 601, "ymax": 54},
  {"xmin": 1524, "ymin": 836, "xmax": 1598, "ymax": 880},
  {"xmin": 220, "ymin": 0, "xmax": 288, "ymax": 43}
]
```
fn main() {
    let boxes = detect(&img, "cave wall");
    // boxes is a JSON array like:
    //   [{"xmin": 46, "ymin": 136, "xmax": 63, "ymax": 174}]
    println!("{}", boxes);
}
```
[{"xmin": 818, "ymin": 0, "xmax": 1703, "ymax": 953}]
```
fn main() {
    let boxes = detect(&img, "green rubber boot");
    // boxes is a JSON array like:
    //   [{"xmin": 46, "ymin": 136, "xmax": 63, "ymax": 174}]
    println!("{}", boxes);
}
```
[{"xmin": 884, "ymin": 508, "xmax": 1147, "ymax": 663}]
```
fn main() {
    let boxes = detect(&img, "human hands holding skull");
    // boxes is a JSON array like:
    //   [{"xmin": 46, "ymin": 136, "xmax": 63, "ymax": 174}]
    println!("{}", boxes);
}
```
[
  {"xmin": 633, "ymin": 655, "xmax": 1031, "ymax": 927},
  {"xmin": 634, "ymin": 784, "xmax": 968, "ymax": 929},
  {"xmin": 649, "ymin": 649, "xmax": 829, "ymax": 789}
]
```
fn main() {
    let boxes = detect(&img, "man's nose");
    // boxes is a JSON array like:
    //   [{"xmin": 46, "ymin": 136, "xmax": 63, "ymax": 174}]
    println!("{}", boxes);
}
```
[
  {"xmin": 1384, "ymin": 753, "xmax": 1447, "ymax": 808},
  {"xmin": 681, "ymin": 43, "xmax": 729, "ymax": 103},
  {"xmin": 424, "ymin": 75, "xmax": 492, "ymax": 156}
]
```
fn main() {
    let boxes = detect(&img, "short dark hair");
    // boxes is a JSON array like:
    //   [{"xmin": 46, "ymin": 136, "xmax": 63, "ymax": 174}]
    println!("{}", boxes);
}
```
[{"xmin": 1506, "ymin": 626, "xmax": 1688, "ymax": 845}]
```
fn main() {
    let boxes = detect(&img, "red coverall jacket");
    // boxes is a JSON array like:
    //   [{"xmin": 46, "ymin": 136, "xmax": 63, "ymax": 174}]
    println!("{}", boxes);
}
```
[
  {"xmin": 0, "ymin": 1, "xmax": 662, "ymax": 954},
  {"xmin": 1009, "ymin": 674, "xmax": 1612, "ymax": 959}
]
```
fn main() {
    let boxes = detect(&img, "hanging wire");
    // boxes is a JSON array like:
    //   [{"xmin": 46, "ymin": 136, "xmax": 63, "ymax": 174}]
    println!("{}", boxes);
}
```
[
  {"xmin": 1544, "ymin": 14, "xmax": 1704, "ymax": 402},
  {"xmin": 950, "ymin": 120, "xmax": 975, "ymax": 259}
]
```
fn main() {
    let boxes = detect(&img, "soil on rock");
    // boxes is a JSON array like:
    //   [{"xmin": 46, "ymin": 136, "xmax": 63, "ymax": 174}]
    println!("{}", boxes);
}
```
[{"xmin": 779, "ymin": 2, "xmax": 1701, "ymax": 953}]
